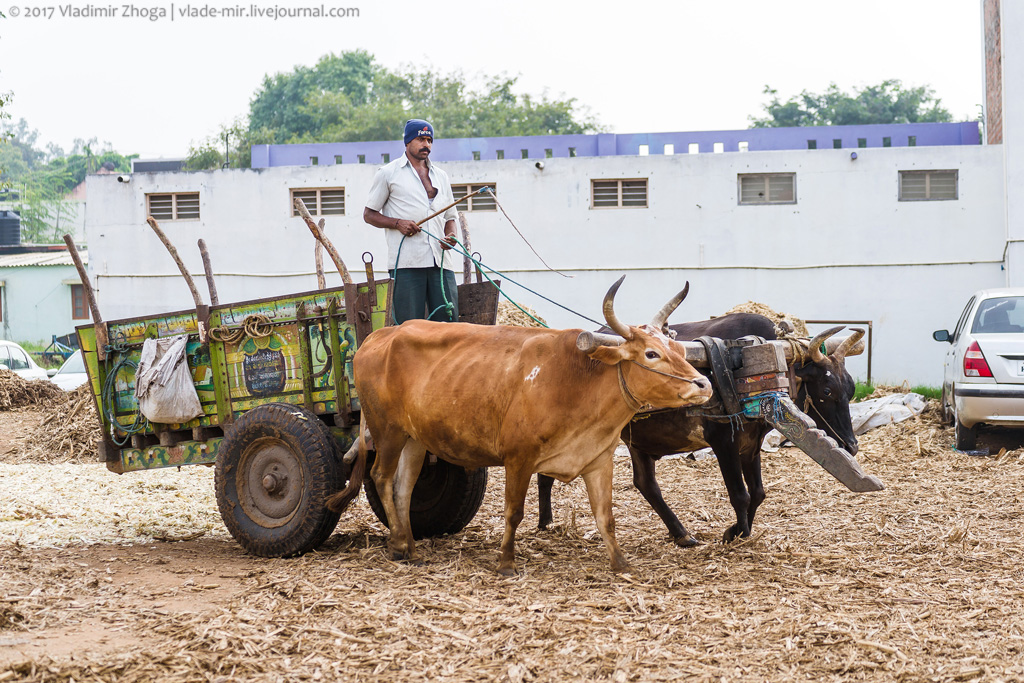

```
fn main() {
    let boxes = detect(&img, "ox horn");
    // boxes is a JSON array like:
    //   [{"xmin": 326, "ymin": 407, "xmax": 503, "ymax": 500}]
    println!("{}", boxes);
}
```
[
  {"xmin": 832, "ymin": 327, "xmax": 866, "ymax": 362},
  {"xmin": 808, "ymin": 325, "xmax": 845, "ymax": 363},
  {"xmin": 649, "ymin": 281, "xmax": 690, "ymax": 332},
  {"xmin": 603, "ymin": 275, "xmax": 634, "ymax": 340}
]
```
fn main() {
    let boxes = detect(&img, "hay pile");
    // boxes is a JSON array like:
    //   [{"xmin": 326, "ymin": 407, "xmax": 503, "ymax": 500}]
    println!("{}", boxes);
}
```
[
  {"xmin": 2, "ymin": 385, "xmax": 102, "ymax": 464},
  {"xmin": 12, "ymin": 384, "xmax": 102, "ymax": 464},
  {"xmin": 497, "ymin": 301, "xmax": 548, "ymax": 328},
  {"xmin": 0, "ymin": 369, "xmax": 66, "ymax": 411},
  {"xmin": 725, "ymin": 301, "xmax": 810, "ymax": 337}
]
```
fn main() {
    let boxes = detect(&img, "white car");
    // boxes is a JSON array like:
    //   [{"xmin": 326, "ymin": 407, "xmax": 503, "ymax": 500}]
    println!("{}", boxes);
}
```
[
  {"xmin": 933, "ymin": 287, "xmax": 1024, "ymax": 450},
  {"xmin": 49, "ymin": 349, "xmax": 89, "ymax": 391},
  {"xmin": 0, "ymin": 339, "xmax": 50, "ymax": 382}
]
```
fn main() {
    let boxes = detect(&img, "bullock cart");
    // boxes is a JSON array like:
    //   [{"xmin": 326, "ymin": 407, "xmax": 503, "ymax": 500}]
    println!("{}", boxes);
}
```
[
  {"xmin": 73, "ymin": 281, "xmax": 881, "ymax": 560},
  {"xmin": 73, "ymin": 258, "xmax": 508, "ymax": 558}
]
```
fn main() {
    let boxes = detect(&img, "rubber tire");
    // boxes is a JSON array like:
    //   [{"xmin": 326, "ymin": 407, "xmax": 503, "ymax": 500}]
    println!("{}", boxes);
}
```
[
  {"xmin": 955, "ymin": 414, "xmax": 978, "ymax": 451},
  {"xmin": 363, "ymin": 452, "xmax": 488, "ymax": 540},
  {"xmin": 215, "ymin": 403, "xmax": 344, "ymax": 557}
]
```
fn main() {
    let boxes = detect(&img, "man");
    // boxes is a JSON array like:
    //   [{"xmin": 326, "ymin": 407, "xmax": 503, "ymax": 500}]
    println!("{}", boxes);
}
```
[{"xmin": 364, "ymin": 119, "xmax": 460, "ymax": 324}]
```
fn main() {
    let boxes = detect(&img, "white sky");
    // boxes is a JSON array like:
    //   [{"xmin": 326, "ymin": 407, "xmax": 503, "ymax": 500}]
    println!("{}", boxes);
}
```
[{"xmin": 0, "ymin": 0, "xmax": 984, "ymax": 159}]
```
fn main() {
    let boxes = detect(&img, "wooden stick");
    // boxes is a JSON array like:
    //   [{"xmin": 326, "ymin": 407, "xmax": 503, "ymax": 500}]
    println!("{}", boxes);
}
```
[
  {"xmin": 197, "ymin": 239, "xmax": 219, "ymax": 306},
  {"xmin": 458, "ymin": 211, "xmax": 473, "ymax": 285},
  {"xmin": 293, "ymin": 199, "xmax": 352, "ymax": 284},
  {"xmin": 146, "ymin": 216, "xmax": 203, "ymax": 307},
  {"xmin": 314, "ymin": 219, "xmax": 326, "ymax": 290},
  {"xmin": 415, "ymin": 186, "xmax": 489, "ymax": 227},
  {"xmin": 62, "ymin": 234, "xmax": 108, "ymax": 360}
]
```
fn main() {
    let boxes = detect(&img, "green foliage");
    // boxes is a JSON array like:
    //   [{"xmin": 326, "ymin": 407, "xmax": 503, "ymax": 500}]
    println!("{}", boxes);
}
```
[
  {"xmin": 0, "ymin": 118, "xmax": 135, "ymax": 243},
  {"xmin": 184, "ymin": 50, "xmax": 603, "ymax": 172},
  {"xmin": 909, "ymin": 385, "xmax": 941, "ymax": 400},
  {"xmin": 853, "ymin": 382, "xmax": 941, "ymax": 402},
  {"xmin": 249, "ymin": 50, "xmax": 375, "ymax": 140},
  {"xmin": 853, "ymin": 382, "xmax": 876, "ymax": 402},
  {"xmin": 184, "ymin": 119, "xmax": 275, "ymax": 171},
  {"xmin": 750, "ymin": 80, "xmax": 953, "ymax": 128}
]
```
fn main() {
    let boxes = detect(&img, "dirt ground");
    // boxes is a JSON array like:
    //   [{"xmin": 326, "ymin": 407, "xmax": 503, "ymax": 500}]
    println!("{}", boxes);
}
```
[{"xmin": 2, "ymin": 405, "xmax": 1024, "ymax": 682}]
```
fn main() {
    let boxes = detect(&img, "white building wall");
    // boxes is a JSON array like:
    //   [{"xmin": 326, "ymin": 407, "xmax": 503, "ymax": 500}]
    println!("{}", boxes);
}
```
[
  {"xmin": 86, "ymin": 144, "xmax": 1004, "ymax": 387},
  {"xmin": 1, "ymin": 265, "xmax": 85, "ymax": 343},
  {"xmin": 1002, "ymin": 1, "xmax": 1024, "ymax": 287}
]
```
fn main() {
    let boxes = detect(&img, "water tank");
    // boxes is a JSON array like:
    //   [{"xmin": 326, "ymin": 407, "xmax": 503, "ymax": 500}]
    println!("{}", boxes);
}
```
[{"xmin": 0, "ymin": 210, "xmax": 20, "ymax": 246}]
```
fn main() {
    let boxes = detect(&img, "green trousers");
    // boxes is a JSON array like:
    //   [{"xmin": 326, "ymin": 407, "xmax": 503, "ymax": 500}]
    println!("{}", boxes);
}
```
[{"xmin": 393, "ymin": 267, "xmax": 460, "ymax": 324}]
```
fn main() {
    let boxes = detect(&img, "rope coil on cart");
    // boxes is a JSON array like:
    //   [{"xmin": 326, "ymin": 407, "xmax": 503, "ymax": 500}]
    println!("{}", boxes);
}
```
[{"xmin": 209, "ymin": 314, "xmax": 275, "ymax": 344}]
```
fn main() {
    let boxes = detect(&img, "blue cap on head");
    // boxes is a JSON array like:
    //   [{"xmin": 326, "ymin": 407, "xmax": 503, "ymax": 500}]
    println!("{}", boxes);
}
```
[{"xmin": 404, "ymin": 119, "xmax": 434, "ymax": 145}]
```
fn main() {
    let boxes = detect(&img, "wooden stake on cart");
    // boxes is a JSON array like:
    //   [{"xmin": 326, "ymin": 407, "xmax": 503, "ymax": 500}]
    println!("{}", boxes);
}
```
[
  {"xmin": 146, "ymin": 216, "xmax": 210, "ymax": 342},
  {"xmin": 62, "ymin": 233, "xmax": 109, "ymax": 361},
  {"xmin": 197, "ymin": 239, "xmax": 219, "ymax": 306},
  {"xmin": 458, "ymin": 211, "xmax": 473, "ymax": 285},
  {"xmin": 146, "ymin": 217, "xmax": 204, "ymax": 308},
  {"xmin": 293, "ymin": 199, "xmax": 352, "ymax": 284},
  {"xmin": 314, "ymin": 219, "xmax": 327, "ymax": 290}
]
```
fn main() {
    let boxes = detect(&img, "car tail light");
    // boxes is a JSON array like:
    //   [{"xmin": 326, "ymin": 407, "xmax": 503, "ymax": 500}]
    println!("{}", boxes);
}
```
[{"xmin": 964, "ymin": 341, "xmax": 993, "ymax": 377}]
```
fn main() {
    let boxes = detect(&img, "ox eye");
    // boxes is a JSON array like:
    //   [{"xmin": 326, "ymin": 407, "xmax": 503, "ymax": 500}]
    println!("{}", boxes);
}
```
[{"xmin": 645, "ymin": 350, "xmax": 660, "ymax": 360}]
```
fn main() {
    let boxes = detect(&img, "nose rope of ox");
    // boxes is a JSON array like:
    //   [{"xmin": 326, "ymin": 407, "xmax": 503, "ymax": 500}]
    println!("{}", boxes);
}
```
[{"xmin": 616, "ymin": 360, "xmax": 708, "ymax": 413}]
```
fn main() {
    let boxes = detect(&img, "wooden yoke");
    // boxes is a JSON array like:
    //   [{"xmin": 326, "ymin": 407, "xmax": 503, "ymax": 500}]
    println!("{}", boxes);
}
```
[
  {"xmin": 294, "ymin": 199, "xmax": 352, "ymax": 285},
  {"xmin": 62, "ymin": 234, "xmax": 108, "ymax": 361}
]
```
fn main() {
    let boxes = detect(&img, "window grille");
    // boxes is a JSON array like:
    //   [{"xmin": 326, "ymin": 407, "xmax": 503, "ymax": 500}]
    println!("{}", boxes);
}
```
[
  {"xmin": 452, "ymin": 184, "xmax": 496, "ymax": 211},
  {"xmin": 591, "ymin": 179, "xmax": 648, "ymax": 209},
  {"xmin": 898, "ymin": 170, "xmax": 958, "ymax": 201},
  {"xmin": 738, "ymin": 173, "xmax": 796, "ymax": 205},
  {"xmin": 147, "ymin": 192, "xmax": 200, "ymax": 221},
  {"xmin": 291, "ymin": 188, "xmax": 346, "ymax": 216}
]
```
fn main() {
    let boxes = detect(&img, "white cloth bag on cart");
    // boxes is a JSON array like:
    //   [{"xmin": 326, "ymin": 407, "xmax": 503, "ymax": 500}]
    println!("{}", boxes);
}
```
[{"xmin": 134, "ymin": 334, "xmax": 204, "ymax": 424}]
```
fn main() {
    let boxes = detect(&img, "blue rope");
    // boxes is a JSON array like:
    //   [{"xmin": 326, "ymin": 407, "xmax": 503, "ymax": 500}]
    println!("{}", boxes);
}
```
[
  {"xmin": 102, "ymin": 334, "xmax": 149, "ymax": 447},
  {"xmin": 416, "ymin": 230, "xmax": 604, "ymax": 329},
  {"xmin": 391, "ymin": 233, "xmax": 455, "ymax": 324}
]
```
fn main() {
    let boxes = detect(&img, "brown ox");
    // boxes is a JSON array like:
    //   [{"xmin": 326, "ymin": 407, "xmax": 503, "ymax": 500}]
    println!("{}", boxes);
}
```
[{"xmin": 343, "ymin": 278, "xmax": 712, "ymax": 575}]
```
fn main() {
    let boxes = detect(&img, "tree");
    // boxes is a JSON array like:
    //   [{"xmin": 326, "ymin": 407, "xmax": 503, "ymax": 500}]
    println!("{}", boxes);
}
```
[
  {"xmin": 749, "ymin": 80, "xmax": 953, "ymax": 128},
  {"xmin": 183, "ymin": 118, "xmax": 276, "ymax": 171},
  {"xmin": 183, "ymin": 50, "xmax": 603, "ymax": 171}
]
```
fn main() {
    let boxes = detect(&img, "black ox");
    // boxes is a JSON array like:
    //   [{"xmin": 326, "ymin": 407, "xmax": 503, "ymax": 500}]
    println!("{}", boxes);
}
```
[{"xmin": 537, "ymin": 313, "xmax": 865, "ymax": 545}]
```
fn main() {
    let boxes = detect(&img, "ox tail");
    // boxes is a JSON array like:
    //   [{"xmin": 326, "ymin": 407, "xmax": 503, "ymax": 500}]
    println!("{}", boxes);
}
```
[{"xmin": 326, "ymin": 415, "xmax": 369, "ymax": 514}]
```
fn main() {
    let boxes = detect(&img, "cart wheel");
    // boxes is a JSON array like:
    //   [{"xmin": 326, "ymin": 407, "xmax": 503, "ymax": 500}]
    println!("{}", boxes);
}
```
[
  {"xmin": 215, "ymin": 403, "xmax": 344, "ymax": 557},
  {"xmin": 363, "ymin": 452, "xmax": 488, "ymax": 539}
]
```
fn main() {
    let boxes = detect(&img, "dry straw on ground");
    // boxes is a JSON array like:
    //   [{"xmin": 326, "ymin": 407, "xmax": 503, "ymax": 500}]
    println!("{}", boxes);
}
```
[{"xmin": 2, "ymin": 398, "xmax": 1024, "ymax": 682}]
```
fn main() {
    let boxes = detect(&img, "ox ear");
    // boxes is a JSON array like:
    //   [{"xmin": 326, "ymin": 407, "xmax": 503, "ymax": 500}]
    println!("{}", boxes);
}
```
[{"xmin": 586, "ymin": 344, "xmax": 630, "ymax": 366}]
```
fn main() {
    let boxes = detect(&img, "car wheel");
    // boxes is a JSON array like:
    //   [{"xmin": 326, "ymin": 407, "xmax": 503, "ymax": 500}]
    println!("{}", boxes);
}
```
[
  {"xmin": 954, "ymin": 407, "xmax": 978, "ymax": 451},
  {"xmin": 940, "ymin": 386, "xmax": 953, "ymax": 426}
]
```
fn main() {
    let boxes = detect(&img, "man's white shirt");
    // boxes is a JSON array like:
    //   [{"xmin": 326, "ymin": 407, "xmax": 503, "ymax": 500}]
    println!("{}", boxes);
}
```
[{"xmin": 365, "ymin": 154, "xmax": 458, "ymax": 271}]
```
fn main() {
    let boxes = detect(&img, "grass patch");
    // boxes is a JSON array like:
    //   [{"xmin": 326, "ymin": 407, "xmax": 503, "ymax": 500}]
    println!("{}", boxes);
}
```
[{"xmin": 854, "ymin": 382, "xmax": 941, "ymax": 401}]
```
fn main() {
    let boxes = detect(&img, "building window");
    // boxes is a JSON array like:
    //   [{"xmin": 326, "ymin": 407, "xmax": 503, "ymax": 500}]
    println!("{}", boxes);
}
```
[
  {"xmin": 898, "ymin": 170, "xmax": 958, "ymax": 201},
  {"xmin": 591, "ymin": 179, "xmax": 648, "ymax": 209},
  {"xmin": 147, "ymin": 192, "xmax": 200, "ymax": 221},
  {"xmin": 291, "ymin": 188, "xmax": 346, "ymax": 216},
  {"xmin": 738, "ymin": 173, "xmax": 796, "ymax": 205},
  {"xmin": 807, "ymin": 140, "xmax": 817, "ymax": 149},
  {"xmin": 452, "ymin": 184, "xmax": 496, "ymax": 211},
  {"xmin": 71, "ymin": 284, "xmax": 90, "ymax": 320}
]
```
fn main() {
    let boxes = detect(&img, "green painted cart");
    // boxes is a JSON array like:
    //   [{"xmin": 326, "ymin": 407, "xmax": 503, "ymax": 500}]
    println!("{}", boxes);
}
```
[{"xmin": 78, "ymin": 273, "xmax": 497, "ymax": 558}]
